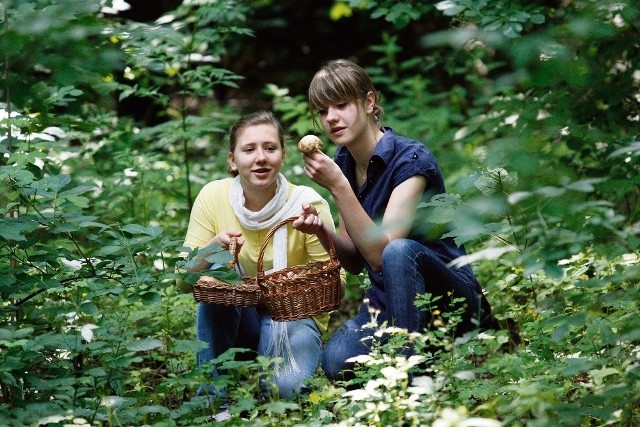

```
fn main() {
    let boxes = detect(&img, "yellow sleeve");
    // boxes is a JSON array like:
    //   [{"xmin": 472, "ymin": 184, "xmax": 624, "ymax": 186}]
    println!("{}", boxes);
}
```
[{"xmin": 184, "ymin": 178, "xmax": 237, "ymax": 250}]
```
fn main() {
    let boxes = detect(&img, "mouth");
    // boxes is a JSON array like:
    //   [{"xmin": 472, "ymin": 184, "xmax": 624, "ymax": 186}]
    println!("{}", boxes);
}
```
[
  {"xmin": 331, "ymin": 126, "xmax": 345, "ymax": 135},
  {"xmin": 252, "ymin": 167, "xmax": 271, "ymax": 175}
]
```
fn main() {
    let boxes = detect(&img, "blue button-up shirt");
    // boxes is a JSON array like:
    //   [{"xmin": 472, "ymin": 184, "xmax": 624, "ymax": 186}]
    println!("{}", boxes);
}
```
[{"xmin": 334, "ymin": 127, "xmax": 478, "ymax": 310}]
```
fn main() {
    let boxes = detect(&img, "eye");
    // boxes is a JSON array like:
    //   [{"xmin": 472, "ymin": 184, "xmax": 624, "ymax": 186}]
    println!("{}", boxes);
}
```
[{"xmin": 317, "ymin": 108, "xmax": 327, "ymax": 116}]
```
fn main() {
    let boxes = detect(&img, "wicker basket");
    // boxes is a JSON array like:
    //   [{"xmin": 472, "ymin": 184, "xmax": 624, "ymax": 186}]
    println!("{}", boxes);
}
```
[
  {"xmin": 192, "ymin": 238, "xmax": 263, "ymax": 307},
  {"xmin": 256, "ymin": 216, "xmax": 342, "ymax": 322}
]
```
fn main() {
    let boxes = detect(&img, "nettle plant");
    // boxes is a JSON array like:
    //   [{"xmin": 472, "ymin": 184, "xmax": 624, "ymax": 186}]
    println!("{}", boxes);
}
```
[
  {"xmin": 0, "ymin": 0, "xmax": 256, "ymax": 425},
  {"xmin": 2, "ymin": 0, "xmax": 640, "ymax": 426},
  {"xmin": 0, "ymin": 109, "xmax": 195, "ymax": 425},
  {"xmin": 294, "ymin": 297, "xmax": 502, "ymax": 427}
]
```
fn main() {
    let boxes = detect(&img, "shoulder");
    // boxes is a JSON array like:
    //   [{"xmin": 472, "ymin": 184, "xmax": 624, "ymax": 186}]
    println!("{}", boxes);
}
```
[
  {"xmin": 380, "ymin": 128, "xmax": 443, "ymax": 187},
  {"xmin": 193, "ymin": 178, "xmax": 232, "ymax": 209},
  {"xmin": 287, "ymin": 182, "xmax": 325, "ymax": 200},
  {"xmin": 287, "ymin": 182, "xmax": 333, "ymax": 220},
  {"xmin": 383, "ymin": 128, "xmax": 435, "ymax": 160}
]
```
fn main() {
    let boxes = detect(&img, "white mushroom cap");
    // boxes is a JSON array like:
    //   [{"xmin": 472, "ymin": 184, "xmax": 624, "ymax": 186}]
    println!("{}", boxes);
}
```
[{"xmin": 298, "ymin": 135, "xmax": 324, "ymax": 153}]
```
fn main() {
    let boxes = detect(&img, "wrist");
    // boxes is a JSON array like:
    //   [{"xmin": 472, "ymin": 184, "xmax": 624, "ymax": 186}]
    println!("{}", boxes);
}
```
[{"xmin": 329, "ymin": 176, "xmax": 351, "ymax": 198}]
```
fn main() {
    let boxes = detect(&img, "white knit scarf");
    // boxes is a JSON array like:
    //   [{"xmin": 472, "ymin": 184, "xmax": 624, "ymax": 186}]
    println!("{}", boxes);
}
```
[{"xmin": 229, "ymin": 173, "xmax": 327, "ymax": 374}]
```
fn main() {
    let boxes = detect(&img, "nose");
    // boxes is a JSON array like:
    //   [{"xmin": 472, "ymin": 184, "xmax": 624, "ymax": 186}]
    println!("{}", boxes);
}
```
[
  {"xmin": 255, "ymin": 147, "xmax": 267, "ymax": 162},
  {"xmin": 325, "ymin": 106, "xmax": 339, "ymax": 123}
]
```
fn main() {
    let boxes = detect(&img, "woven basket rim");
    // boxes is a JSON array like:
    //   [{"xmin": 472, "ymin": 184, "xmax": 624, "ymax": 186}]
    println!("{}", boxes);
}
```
[
  {"xmin": 193, "ymin": 216, "xmax": 342, "ymax": 319},
  {"xmin": 256, "ymin": 216, "xmax": 339, "ymax": 284}
]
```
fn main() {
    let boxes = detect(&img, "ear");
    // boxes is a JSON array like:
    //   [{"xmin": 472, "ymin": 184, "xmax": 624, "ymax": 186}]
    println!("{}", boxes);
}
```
[
  {"xmin": 365, "ymin": 91, "xmax": 376, "ymax": 114},
  {"xmin": 228, "ymin": 152, "xmax": 237, "ymax": 172}
]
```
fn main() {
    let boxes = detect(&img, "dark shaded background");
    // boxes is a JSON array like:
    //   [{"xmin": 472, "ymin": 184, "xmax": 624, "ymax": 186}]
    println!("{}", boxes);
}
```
[{"xmin": 117, "ymin": 0, "xmax": 439, "ymax": 110}]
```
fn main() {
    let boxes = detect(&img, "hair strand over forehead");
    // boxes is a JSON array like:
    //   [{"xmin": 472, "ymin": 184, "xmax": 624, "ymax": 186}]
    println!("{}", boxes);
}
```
[{"xmin": 308, "ymin": 59, "xmax": 383, "ymax": 124}]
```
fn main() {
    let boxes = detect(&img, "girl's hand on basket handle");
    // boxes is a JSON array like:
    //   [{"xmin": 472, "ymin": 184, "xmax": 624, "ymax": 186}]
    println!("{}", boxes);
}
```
[
  {"xmin": 189, "ymin": 231, "xmax": 243, "ymax": 272},
  {"xmin": 206, "ymin": 230, "xmax": 244, "ymax": 252},
  {"xmin": 293, "ymin": 204, "xmax": 339, "ymax": 262}
]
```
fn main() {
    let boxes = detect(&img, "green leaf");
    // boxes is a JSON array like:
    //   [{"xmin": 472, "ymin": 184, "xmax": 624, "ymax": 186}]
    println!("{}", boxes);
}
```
[
  {"xmin": 435, "ymin": 1, "xmax": 466, "ymax": 16},
  {"xmin": 536, "ymin": 186, "xmax": 566, "ymax": 197},
  {"xmin": 607, "ymin": 141, "xmax": 640, "ymax": 159},
  {"xmin": 95, "ymin": 245, "xmax": 124, "ymax": 256},
  {"xmin": 589, "ymin": 367, "xmax": 620, "ymax": 385},
  {"xmin": 0, "ymin": 327, "xmax": 34, "ymax": 342},
  {"xmin": 0, "ymin": 166, "xmax": 35, "ymax": 185},
  {"xmin": 0, "ymin": 217, "xmax": 39, "ymax": 241},
  {"xmin": 201, "ymin": 268, "xmax": 242, "ymax": 285},
  {"xmin": 530, "ymin": 13, "xmax": 546, "ymax": 24},
  {"xmin": 418, "ymin": 193, "xmax": 462, "ymax": 223},
  {"xmin": 503, "ymin": 22, "xmax": 523, "ymax": 38},
  {"xmin": 173, "ymin": 338, "xmax": 208, "ymax": 353},
  {"xmin": 32, "ymin": 174, "xmax": 71, "ymax": 193},
  {"xmin": 121, "ymin": 224, "xmax": 163, "ymax": 238},
  {"xmin": 560, "ymin": 358, "xmax": 598, "ymax": 376},
  {"xmin": 137, "ymin": 405, "xmax": 171, "ymax": 415},
  {"xmin": 61, "ymin": 194, "xmax": 90, "ymax": 208},
  {"xmin": 126, "ymin": 338, "xmax": 163, "ymax": 352},
  {"xmin": 565, "ymin": 178, "xmax": 606, "ymax": 192},
  {"xmin": 139, "ymin": 291, "xmax": 162, "ymax": 304}
]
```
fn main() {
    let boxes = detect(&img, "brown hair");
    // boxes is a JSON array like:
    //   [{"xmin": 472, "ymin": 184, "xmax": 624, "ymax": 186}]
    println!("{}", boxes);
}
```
[
  {"xmin": 227, "ymin": 111, "xmax": 286, "ymax": 176},
  {"xmin": 308, "ymin": 59, "xmax": 383, "ymax": 126}
]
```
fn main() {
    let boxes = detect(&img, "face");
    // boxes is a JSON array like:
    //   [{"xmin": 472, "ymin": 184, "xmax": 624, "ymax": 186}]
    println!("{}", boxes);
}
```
[
  {"xmin": 318, "ymin": 92, "xmax": 375, "ymax": 146},
  {"xmin": 228, "ymin": 123, "xmax": 284, "ymax": 192}
]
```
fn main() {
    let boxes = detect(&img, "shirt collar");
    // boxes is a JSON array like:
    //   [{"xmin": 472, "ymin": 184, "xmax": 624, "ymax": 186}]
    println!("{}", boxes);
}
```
[{"xmin": 371, "ymin": 127, "xmax": 395, "ymax": 167}]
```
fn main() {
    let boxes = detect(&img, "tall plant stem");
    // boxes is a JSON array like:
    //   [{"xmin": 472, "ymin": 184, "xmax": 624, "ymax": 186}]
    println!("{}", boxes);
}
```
[
  {"xmin": 180, "ymin": 13, "xmax": 200, "ymax": 214},
  {"xmin": 2, "ymin": 3, "xmax": 17, "ymax": 288},
  {"xmin": 2, "ymin": 3, "xmax": 11, "ymax": 153}
]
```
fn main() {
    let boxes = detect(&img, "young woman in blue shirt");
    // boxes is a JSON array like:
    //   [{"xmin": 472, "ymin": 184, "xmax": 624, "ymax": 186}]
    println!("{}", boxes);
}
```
[{"xmin": 296, "ymin": 59, "xmax": 495, "ymax": 380}]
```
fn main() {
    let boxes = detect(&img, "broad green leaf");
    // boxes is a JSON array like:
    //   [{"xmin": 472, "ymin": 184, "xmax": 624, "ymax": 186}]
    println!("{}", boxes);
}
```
[
  {"xmin": 126, "ymin": 338, "xmax": 163, "ymax": 352},
  {"xmin": 32, "ymin": 174, "xmax": 71, "ymax": 193},
  {"xmin": 0, "ymin": 218, "xmax": 39, "ymax": 241},
  {"xmin": 173, "ymin": 338, "xmax": 208, "ymax": 353},
  {"xmin": 560, "ymin": 358, "xmax": 598, "ymax": 376},
  {"xmin": 0, "ymin": 167, "xmax": 35, "ymax": 185},
  {"xmin": 530, "ymin": 13, "xmax": 546, "ymax": 24},
  {"xmin": 536, "ymin": 186, "xmax": 566, "ymax": 197},
  {"xmin": 565, "ymin": 178, "xmax": 606, "ymax": 192},
  {"xmin": 95, "ymin": 245, "xmax": 124, "ymax": 256}
]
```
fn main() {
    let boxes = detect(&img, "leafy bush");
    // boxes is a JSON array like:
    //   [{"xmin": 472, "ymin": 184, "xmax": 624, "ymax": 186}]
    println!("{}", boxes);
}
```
[{"xmin": 1, "ymin": 0, "xmax": 639, "ymax": 425}]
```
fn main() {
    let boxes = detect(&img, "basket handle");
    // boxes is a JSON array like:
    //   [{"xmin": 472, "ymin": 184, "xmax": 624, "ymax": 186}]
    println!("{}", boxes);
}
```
[
  {"xmin": 227, "ymin": 237, "xmax": 239, "ymax": 269},
  {"xmin": 256, "ymin": 216, "xmax": 338, "ymax": 281}
]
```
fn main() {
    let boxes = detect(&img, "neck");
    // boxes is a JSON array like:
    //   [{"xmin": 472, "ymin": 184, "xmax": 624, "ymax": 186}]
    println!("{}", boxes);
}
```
[{"xmin": 242, "ymin": 182, "xmax": 277, "ymax": 212}]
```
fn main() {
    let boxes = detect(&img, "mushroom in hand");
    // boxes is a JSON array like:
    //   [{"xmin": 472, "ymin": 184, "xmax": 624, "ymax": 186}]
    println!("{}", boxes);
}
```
[{"xmin": 298, "ymin": 135, "xmax": 324, "ymax": 154}]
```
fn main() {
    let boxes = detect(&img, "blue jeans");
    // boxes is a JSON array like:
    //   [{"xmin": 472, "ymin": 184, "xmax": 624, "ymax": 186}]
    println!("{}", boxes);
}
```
[
  {"xmin": 321, "ymin": 238, "xmax": 493, "ymax": 380},
  {"xmin": 196, "ymin": 303, "xmax": 322, "ymax": 399}
]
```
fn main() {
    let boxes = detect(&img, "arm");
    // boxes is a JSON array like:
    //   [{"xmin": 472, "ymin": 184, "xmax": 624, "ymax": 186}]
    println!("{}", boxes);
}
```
[
  {"xmin": 186, "ymin": 231, "xmax": 244, "ymax": 272},
  {"xmin": 303, "ymin": 150, "xmax": 426, "ymax": 272},
  {"xmin": 183, "ymin": 184, "xmax": 244, "ymax": 272}
]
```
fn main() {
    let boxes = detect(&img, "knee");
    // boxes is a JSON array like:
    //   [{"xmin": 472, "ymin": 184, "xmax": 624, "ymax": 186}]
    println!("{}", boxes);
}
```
[
  {"xmin": 382, "ymin": 238, "xmax": 412, "ymax": 264},
  {"xmin": 321, "ymin": 342, "xmax": 352, "ymax": 381},
  {"xmin": 273, "ymin": 372, "xmax": 306, "ymax": 400}
]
